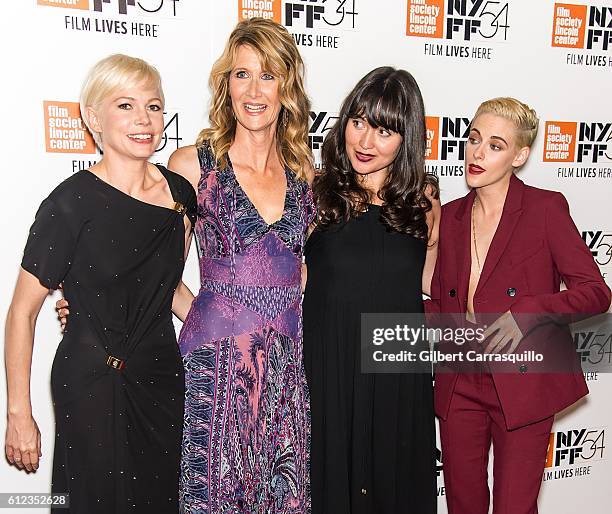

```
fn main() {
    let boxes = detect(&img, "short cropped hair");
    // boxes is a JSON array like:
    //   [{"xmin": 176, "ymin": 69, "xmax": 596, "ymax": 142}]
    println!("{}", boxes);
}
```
[
  {"xmin": 80, "ymin": 54, "xmax": 164, "ymax": 147},
  {"xmin": 473, "ymin": 97, "xmax": 539, "ymax": 148}
]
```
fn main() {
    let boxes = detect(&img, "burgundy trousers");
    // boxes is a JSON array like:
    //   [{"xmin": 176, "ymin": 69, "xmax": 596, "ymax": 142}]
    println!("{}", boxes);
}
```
[{"xmin": 438, "ymin": 373, "xmax": 553, "ymax": 514}]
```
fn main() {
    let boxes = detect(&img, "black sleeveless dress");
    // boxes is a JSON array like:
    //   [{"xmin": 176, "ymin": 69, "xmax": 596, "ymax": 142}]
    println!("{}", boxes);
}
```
[
  {"xmin": 303, "ymin": 205, "xmax": 437, "ymax": 514},
  {"xmin": 21, "ymin": 166, "xmax": 196, "ymax": 514}
]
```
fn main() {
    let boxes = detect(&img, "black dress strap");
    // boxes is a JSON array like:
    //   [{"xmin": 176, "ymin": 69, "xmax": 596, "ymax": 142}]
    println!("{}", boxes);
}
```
[{"xmin": 155, "ymin": 163, "xmax": 197, "ymax": 226}]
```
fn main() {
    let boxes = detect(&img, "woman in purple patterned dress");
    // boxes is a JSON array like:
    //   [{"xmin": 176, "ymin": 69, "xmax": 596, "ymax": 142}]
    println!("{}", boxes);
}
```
[{"xmin": 168, "ymin": 18, "xmax": 314, "ymax": 513}]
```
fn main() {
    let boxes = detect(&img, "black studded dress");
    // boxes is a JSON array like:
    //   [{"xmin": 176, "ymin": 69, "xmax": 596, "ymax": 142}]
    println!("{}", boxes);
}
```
[{"xmin": 20, "ymin": 166, "xmax": 196, "ymax": 514}]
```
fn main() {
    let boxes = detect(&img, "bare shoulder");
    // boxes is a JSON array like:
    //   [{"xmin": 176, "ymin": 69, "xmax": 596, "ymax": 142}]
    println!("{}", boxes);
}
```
[{"xmin": 168, "ymin": 145, "xmax": 200, "ymax": 189}]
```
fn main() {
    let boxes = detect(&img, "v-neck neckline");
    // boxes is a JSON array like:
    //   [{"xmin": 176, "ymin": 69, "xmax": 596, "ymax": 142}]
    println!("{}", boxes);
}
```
[{"xmin": 226, "ymin": 153, "xmax": 290, "ymax": 228}]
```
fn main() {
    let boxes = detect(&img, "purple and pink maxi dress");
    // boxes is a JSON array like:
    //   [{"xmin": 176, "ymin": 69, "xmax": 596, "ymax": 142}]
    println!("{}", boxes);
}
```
[{"xmin": 178, "ymin": 144, "xmax": 314, "ymax": 513}]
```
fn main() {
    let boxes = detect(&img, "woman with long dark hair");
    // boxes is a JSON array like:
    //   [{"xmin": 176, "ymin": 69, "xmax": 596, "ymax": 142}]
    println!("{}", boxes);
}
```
[{"xmin": 303, "ymin": 67, "xmax": 440, "ymax": 513}]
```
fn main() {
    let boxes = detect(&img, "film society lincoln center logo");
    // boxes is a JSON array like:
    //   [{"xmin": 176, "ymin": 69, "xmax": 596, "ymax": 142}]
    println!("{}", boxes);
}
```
[
  {"xmin": 44, "ymin": 101, "xmax": 96, "ymax": 155},
  {"xmin": 238, "ymin": 0, "xmax": 358, "ymax": 48}
]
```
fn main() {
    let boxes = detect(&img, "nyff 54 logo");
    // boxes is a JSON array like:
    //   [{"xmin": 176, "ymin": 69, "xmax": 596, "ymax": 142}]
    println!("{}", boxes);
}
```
[
  {"xmin": 238, "ymin": 0, "xmax": 358, "ymax": 29},
  {"xmin": 552, "ymin": 3, "xmax": 612, "ymax": 50},
  {"xmin": 406, "ymin": 0, "xmax": 509, "ymax": 42},
  {"xmin": 435, "ymin": 447, "xmax": 446, "ymax": 497},
  {"xmin": 309, "ymin": 110, "xmax": 338, "ymax": 168},
  {"xmin": 37, "ymin": 0, "xmax": 179, "ymax": 16},
  {"xmin": 309, "ymin": 111, "xmax": 338, "ymax": 152},
  {"xmin": 582, "ymin": 230, "xmax": 612, "ymax": 267},
  {"xmin": 574, "ymin": 324, "xmax": 612, "ymax": 367},
  {"xmin": 543, "ymin": 121, "xmax": 612, "ymax": 163},
  {"xmin": 545, "ymin": 427, "xmax": 606, "ymax": 468}
]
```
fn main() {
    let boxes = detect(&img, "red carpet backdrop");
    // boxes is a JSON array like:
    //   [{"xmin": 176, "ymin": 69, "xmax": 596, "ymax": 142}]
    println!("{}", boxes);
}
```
[{"xmin": 0, "ymin": 1, "xmax": 610, "ymax": 512}]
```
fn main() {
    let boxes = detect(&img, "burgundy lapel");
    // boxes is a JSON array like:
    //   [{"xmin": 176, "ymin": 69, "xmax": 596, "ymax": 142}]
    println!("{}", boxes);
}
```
[
  {"xmin": 475, "ymin": 174, "xmax": 525, "ymax": 296},
  {"xmin": 453, "ymin": 190, "xmax": 476, "ymax": 312}
]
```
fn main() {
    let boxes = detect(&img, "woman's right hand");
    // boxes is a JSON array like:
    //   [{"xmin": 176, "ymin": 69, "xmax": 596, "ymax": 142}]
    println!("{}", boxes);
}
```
[
  {"xmin": 5, "ymin": 269, "xmax": 48, "ymax": 473},
  {"xmin": 5, "ymin": 414, "xmax": 42, "ymax": 472},
  {"xmin": 55, "ymin": 298, "xmax": 69, "ymax": 332}
]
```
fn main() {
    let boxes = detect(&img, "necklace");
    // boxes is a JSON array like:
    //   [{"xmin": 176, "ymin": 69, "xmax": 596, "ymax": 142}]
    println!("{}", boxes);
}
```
[{"xmin": 471, "ymin": 198, "xmax": 482, "ymax": 274}]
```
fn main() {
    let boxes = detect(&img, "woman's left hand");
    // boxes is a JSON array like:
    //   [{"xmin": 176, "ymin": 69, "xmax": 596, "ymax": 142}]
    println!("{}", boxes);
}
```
[
  {"xmin": 482, "ymin": 311, "xmax": 524, "ymax": 354},
  {"xmin": 55, "ymin": 297, "xmax": 69, "ymax": 332}
]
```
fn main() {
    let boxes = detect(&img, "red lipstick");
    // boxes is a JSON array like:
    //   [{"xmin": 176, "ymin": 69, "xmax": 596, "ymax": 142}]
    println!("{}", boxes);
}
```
[
  {"xmin": 468, "ymin": 164, "xmax": 485, "ymax": 175},
  {"xmin": 355, "ymin": 151, "xmax": 374, "ymax": 163}
]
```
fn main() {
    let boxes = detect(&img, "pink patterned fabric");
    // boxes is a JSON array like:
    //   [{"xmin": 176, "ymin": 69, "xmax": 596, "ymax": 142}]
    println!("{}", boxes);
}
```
[{"xmin": 178, "ymin": 144, "xmax": 314, "ymax": 513}]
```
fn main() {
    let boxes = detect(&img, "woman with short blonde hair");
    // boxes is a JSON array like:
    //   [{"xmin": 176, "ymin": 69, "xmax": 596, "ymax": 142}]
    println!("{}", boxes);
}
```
[
  {"xmin": 430, "ymin": 97, "xmax": 610, "ymax": 514},
  {"xmin": 80, "ymin": 53, "xmax": 164, "ymax": 147},
  {"xmin": 6, "ymin": 54, "xmax": 196, "ymax": 513}
]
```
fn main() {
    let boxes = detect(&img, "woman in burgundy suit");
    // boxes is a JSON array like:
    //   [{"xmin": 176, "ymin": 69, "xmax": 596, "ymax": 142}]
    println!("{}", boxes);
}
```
[{"xmin": 429, "ymin": 97, "xmax": 611, "ymax": 514}]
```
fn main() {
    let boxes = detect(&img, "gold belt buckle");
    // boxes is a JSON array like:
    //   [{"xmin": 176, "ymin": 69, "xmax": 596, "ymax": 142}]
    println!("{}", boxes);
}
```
[
  {"xmin": 106, "ymin": 355, "xmax": 125, "ymax": 370},
  {"xmin": 173, "ymin": 202, "xmax": 186, "ymax": 215}
]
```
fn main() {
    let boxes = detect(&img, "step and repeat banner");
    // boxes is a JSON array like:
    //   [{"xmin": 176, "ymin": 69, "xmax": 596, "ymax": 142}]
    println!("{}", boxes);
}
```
[{"xmin": 1, "ymin": 1, "xmax": 610, "ymax": 512}]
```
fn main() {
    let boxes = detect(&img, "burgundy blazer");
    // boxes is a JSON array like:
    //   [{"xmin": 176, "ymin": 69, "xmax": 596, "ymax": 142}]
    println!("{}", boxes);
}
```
[{"xmin": 427, "ymin": 174, "xmax": 611, "ymax": 430}]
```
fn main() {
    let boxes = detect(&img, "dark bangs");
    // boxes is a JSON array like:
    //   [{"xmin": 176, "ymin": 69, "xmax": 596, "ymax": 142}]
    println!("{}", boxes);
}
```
[
  {"xmin": 347, "ymin": 73, "xmax": 406, "ymax": 135},
  {"xmin": 315, "ymin": 66, "xmax": 438, "ymax": 239}
]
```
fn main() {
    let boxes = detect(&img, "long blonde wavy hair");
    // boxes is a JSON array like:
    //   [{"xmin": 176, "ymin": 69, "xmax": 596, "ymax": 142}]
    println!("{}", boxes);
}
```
[{"xmin": 196, "ymin": 18, "xmax": 312, "ymax": 180}]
